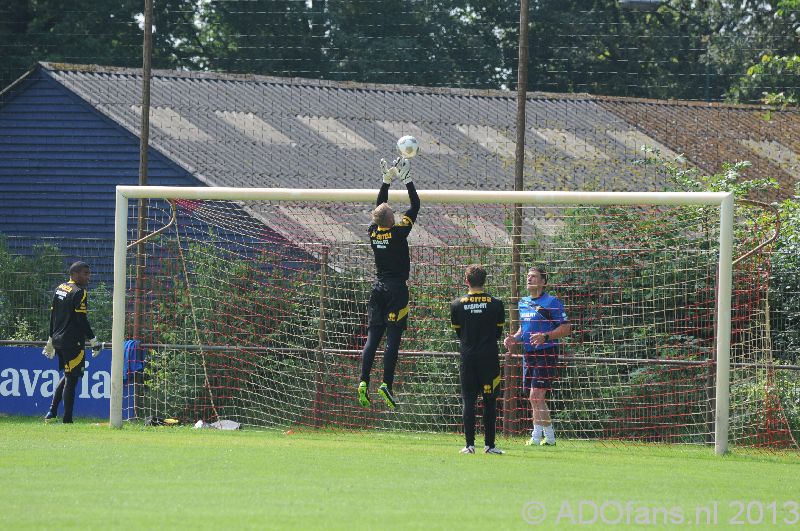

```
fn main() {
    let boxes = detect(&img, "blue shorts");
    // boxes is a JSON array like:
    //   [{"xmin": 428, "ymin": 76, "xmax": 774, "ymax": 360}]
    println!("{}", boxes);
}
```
[{"xmin": 522, "ymin": 346, "xmax": 560, "ymax": 392}]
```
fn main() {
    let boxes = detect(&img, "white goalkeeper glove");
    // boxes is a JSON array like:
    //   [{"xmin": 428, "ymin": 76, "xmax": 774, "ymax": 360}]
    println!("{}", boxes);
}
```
[
  {"xmin": 395, "ymin": 157, "xmax": 412, "ymax": 185},
  {"xmin": 89, "ymin": 337, "xmax": 102, "ymax": 357},
  {"xmin": 42, "ymin": 337, "xmax": 55, "ymax": 359},
  {"xmin": 380, "ymin": 158, "xmax": 398, "ymax": 184}
]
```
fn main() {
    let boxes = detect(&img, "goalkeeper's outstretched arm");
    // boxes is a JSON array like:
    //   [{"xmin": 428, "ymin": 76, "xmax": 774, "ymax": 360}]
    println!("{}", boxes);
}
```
[
  {"xmin": 375, "ymin": 157, "xmax": 418, "ymax": 219},
  {"xmin": 396, "ymin": 158, "xmax": 419, "ymax": 222},
  {"xmin": 404, "ymin": 181, "xmax": 419, "ymax": 222},
  {"xmin": 376, "ymin": 157, "xmax": 396, "ymax": 206},
  {"xmin": 376, "ymin": 182, "xmax": 390, "ymax": 206}
]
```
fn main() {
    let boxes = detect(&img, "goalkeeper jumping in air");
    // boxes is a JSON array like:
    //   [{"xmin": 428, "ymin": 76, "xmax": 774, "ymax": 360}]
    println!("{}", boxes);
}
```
[{"xmin": 357, "ymin": 156, "xmax": 419, "ymax": 410}]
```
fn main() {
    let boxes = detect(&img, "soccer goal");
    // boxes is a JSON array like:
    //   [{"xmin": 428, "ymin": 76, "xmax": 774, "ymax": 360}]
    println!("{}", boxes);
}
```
[{"xmin": 109, "ymin": 186, "xmax": 794, "ymax": 454}]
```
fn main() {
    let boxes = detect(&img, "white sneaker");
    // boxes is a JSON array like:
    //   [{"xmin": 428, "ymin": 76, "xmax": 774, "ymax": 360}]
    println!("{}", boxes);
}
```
[
  {"xmin": 484, "ymin": 446, "xmax": 504, "ymax": 455},
  {"xmin": 525, "ymin": 436, "xmax": 542, "ymax": 446},
  {"xmin": 460, "ymin": 445, "xmax": 476, "ymax": 454}
]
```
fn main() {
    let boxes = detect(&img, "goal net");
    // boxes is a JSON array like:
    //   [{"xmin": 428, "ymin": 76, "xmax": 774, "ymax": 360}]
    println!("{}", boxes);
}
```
[{"xmin": 110, "ymin": 187, "xmax": 795, "ymax": 451}]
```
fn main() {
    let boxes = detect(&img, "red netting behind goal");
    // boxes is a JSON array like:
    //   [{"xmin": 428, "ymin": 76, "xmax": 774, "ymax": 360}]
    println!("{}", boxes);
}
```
[{"xmin": 121, "ymin": 196, "xmax": 796, "ymax": 449}]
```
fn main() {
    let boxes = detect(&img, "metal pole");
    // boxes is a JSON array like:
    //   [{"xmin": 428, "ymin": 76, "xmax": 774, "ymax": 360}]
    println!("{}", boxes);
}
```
[
  {"xmin": 314, "ymin": 247, "xmax": 329, "ymax": 428},
  {"xmin": 139, "ymin": 0, "xmax": 153, "ymax": 182},
  {"xmin": 116, "ymin": 186, "xmax": 732, "ymax": 205},
  {"xmin": 504, "ymin": 0, "xmax": 529, "ymax": 436},
  {"xmin": 110, "ymin": 189, "xmax": 129, "ymax": 428},
  {"xmin": 133, "ymin": 0, "xmax": 154, "ymax": 352},
  {"xmin": 714, "ymin": 193, "xmax": 734, "ymax": 455}
]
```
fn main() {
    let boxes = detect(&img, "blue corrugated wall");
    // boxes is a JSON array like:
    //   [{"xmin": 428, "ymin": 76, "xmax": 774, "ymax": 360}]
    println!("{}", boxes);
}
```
[{"xmin": 0, "ymin": 67, "xmax": 202, "ymax": 281}]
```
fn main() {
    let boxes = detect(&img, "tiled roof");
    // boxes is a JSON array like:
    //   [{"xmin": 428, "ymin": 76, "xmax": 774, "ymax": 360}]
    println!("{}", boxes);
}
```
[
  {"xmin": 37, "ymin": 62, "xmax": 800, "ymax": 199},
  {"xmin": 596, "ymin": 99, "xmax": 800, "ymax": 198}
]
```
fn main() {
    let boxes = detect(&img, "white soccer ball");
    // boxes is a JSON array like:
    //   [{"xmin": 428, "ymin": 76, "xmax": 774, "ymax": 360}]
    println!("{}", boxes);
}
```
[{"xmin": 396, "ymin": 135, "xmax": 419, "ymax": 159}]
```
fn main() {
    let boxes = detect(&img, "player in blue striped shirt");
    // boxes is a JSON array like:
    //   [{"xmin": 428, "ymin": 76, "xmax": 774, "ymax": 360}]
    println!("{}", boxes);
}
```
[{"xmin": 505, "ymin": 265, "xmax": 571, "ymax": 446}]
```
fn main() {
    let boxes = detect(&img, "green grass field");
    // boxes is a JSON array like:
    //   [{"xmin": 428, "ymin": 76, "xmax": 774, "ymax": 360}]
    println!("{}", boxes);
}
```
[{"xmin": 1, "ymin": 417, "xmax": 798, "ymax": 530}]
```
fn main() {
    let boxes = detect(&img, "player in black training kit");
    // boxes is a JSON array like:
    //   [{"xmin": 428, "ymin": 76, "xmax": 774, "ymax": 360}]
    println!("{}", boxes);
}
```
[
  {"xmin": 42, "ymin": 261, "xmax": 101, "ymax": 423},
  {"xmin": 450, "ymin": 265, "xmax": 506, "ymax": 454},
  {"xmin": 357, "ymin": 156, "xmax": 419, "ymax": 410}
]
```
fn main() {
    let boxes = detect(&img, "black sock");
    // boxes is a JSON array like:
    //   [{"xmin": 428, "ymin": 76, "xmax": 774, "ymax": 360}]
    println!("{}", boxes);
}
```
[
  {"xmin": 359, "ymin": 326, "xmax": 385, "ymax": 384},
  {"xmin": 62, "ymin": 372, "xmax": 81, "ymax": 423},
  {"xmin": 50, "ymin": 375, "xmax": 66, "ymax": 415},
  {"xmin": 463, "ymin": 396, "xmax": 477, "ymax": 447},
  {"xmin": 483, "ymin": 394, "xmax": 498, "ymax": 448},
  {"xmin": 381, "ymin": 327, "xmax": 403, "ymax": 389}
]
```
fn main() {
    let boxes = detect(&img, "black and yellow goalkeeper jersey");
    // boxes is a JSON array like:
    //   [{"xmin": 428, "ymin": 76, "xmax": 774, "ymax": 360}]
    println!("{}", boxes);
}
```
[
  {"xmin": 450, "ymin": 291, "xmax": 505, "ymax": 359},
  {"xmin": 49, "ymin": 280, "xmax": 95, "ymax": 351},
  {"xmin": 369, "ymin": 182, "xmax": 420, "ymax": 281}
]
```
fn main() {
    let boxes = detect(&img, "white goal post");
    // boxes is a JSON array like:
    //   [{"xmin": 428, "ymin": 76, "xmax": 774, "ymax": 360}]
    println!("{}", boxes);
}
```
[{"xmin": 110, "ymin": 186, "xmax": 734, "ymax": 455}]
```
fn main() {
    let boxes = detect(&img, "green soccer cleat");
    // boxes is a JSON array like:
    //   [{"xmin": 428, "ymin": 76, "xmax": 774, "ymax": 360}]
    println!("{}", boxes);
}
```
[
  {"xmin": 525, "ymin": 437, "xmax": 542, "ymax": 447},
  {"xmin": 540, "ymin": 439, "xmax": 556, "ymax": 447},
  {"xmin": 377, "ymin": 383, "xmax": 397, "ymax": 410},
  {"xmin": 357, "ymin": 381, "xmax": 371, "ymax": 408}
]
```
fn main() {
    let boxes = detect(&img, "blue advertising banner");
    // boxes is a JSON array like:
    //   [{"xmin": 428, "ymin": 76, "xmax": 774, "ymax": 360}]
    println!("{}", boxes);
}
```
[{"xmin": 0, "ymin": 347, "xmax": 115, "ymax": 418}]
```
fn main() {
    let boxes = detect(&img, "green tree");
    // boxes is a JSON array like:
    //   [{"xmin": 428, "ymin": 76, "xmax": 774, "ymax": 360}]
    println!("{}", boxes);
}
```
[
  {"xmin": 322, "ymin": 0, "xmax": 514, "ymax": 88},
  {"xmin": 191, "ymin": 0, "xmax": 326, "ymax": 77},
  {"xmin": 0, "ymin": 235, "xmax": 65, "ymax": 340},
  {"xmin": 726, "ymin": 0, "xmax": 800, "ymax": 104},
  {"xmin": 727, "ymin": 54, "xmax": 800, "ymax": 105},
  {"xmin": 770, "ymin": 185, "xmax": 800, "ymax": 364},
  {"xmin": 0, "ymin": 0, "xmax": 144, "ymax": 85},
  {"xmin": 5, "ymin": 0, "xmax": 798, "ymax": 103}
]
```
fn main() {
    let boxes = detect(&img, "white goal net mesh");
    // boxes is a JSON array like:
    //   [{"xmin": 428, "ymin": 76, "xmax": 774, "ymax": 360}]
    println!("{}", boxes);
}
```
[{"xmin": 117, "ymin": 193, "xmax": 794, "ymax": 448}]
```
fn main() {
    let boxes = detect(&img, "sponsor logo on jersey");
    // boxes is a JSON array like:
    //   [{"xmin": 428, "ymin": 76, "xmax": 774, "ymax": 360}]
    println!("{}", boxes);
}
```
[{"xmin": 371, "ymin": 231, "xmax": 392, "ymax": 248}]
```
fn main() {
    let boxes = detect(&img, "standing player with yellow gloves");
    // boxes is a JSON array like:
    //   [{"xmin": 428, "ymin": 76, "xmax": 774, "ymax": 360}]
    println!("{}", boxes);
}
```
[{"xmin": 42, "ymin": 261, "xmax": 102, "ymax": 423}]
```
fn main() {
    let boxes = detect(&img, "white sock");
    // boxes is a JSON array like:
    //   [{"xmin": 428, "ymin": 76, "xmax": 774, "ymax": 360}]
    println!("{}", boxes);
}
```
[
  {"xmin": 543, "ymin": 425, "xmax": 555, "ymax": 441},
  {"xmin": 532, "ymin": 425, "xmax": 543, "ymax": 439}
]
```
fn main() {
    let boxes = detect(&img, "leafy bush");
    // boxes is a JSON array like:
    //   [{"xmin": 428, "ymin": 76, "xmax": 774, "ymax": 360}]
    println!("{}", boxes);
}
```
[{"xmin": 0, "ymin": 236, "xmax": 65, "ymax": 340}]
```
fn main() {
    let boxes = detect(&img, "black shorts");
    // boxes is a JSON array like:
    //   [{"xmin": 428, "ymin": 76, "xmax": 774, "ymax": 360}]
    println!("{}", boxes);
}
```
[
  {"xmin": 57, "ymin": 349, "xmax": 85, "ymax": 376},
  {"xmin": 522, "ymin": 346, "xmax": 560, "ymax": 392},
  {"xmin": 368, "ymin": 280, "xmax": 409, "ymax": 330},
  {"xmin": 460, "ymin": 355, "xmax": 501, "ymax": 399}
]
